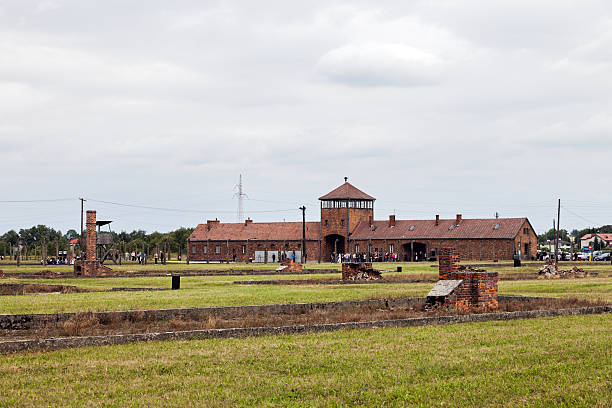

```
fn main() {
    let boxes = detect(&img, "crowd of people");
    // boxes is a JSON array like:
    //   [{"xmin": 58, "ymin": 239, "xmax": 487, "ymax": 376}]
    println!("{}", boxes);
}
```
[{"xmin": 331, "ymin": 252, "xmax": 401, "ymax": 263}]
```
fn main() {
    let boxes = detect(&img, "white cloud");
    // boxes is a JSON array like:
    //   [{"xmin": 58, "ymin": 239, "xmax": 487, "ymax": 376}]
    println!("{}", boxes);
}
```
[
  {"xmin": 0, "ymin": 1, "xmax": 612, "ymax": 233},
  {"xmin": 316, "ymin": 42, "xmax": 443, "ymax": 86}
]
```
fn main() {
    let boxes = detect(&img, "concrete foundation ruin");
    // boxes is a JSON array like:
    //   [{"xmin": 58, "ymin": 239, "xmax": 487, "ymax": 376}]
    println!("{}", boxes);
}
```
[
  {"xmin": 73, "ymin": 210, "xmax": 114, "ymax": 276},
  {"xmin": 341, "ymin": 262, "xmax": 383, "ymax": 281},
  {"xmin": 427, "ymin": 248, "xmax": 498, "ymax": 312}
]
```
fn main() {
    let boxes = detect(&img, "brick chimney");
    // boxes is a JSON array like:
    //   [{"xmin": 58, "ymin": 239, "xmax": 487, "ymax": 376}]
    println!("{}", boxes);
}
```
[
  {"xmin": 245, "ymin": 218, "xmax": 253, "ymax": 226},
  {"xmin": 456, "ymin": 214, "xmax": 462, "ymax": 224},
  {"xmin": 86, "ymin": 210, "xmax": 97, "ymax": 261},
  {"xmin": 435, "ymin": 215, "xmax": 440, "ymax": 226},
  {"xmin": 389, "ymin": 215, "xmax": 396, "ymax": 227},
  {"xmin": 206, "ymin": 219, "xmax": 220, "ymax": 231}
]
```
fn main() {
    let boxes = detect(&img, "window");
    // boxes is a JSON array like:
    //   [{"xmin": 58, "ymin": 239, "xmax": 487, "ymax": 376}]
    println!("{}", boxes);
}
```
[
  {"xmin": 324, "ymin": 220, "xmax": 328, "ymax": 226},
  {"xmin": 191, "ymin": 245, "xmax": 196, "ymax": 254},
  {"xmin": 523, "ymin": 228, "xmax": 529, "ymax": 234},
  {"xmin": 203, "ymin": 245, "xmax": 208, "ymax": 254},
  {"xmin": 215, "ymin": 245, "xmax": 220, "ymax": 254},
  {"xmin": 241, "ymin": 245, "xmax": 246, "ymax": 254},
  {"xmin": 341, "ymin": 219, "xmax": 345, "ymax": 226},
  {"xmin": 355, "ymin": 244, "xmax": 360, "ymax": 253},
  {"xmin": 389, "ymin": 244, "xmax": 394, "ymax": 253},
  {"xmin": 409, "ymin": 225, "xmax": 415, "ymax": 231}
]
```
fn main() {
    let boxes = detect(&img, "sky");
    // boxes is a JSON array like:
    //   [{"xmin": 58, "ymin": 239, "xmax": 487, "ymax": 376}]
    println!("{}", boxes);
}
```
[{"xmin": 1, "ymin": 0, "xmax": 611, "ymax": 236}]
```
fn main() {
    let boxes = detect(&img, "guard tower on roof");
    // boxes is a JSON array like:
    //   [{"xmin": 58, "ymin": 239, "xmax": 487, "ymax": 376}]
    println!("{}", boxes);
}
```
[{"xmin": 319, "ymin": 177, "xmax": 375, "ymax": 261}]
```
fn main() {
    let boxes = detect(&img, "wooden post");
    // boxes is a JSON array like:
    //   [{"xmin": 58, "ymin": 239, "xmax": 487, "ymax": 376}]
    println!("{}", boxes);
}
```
[{"xmin": 42, "ymin": 239, "xmax": 47, "ymax": 266}]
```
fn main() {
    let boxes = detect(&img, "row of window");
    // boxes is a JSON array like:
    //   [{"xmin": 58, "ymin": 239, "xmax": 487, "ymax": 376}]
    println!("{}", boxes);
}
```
[
  {"xmin": 321, "ymin": 200, "xmax": 373, "ymax": 209},
  {"xmin": 323, "ymin": 219, "xmax": 345, "ymax": 227},
  {"xmin": 192, "ymin": 243, "xmax": 302, "ymax": 254}
]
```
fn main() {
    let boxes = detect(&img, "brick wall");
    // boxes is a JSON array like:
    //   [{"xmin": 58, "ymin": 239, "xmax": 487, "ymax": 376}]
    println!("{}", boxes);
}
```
[
  {"xmin": 514, "ymin": 220, "xmax": 538, "ymax": 260},
  {"xmin": 189, "ymin": 240, "xmax": 320, "ymax": 263},
  {"xmin": 349, "ymin": 238, "xmax": 516, "ymax": 261},
  {"xmin": 437, "ymin": 248, "xmax": 498, "ymax": 312}
]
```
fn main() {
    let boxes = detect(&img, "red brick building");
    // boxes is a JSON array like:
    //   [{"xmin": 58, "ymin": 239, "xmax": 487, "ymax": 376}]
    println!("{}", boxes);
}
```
[{"xmin": 188, "ymin": 180, "xmax": 537, "ymax": 262}]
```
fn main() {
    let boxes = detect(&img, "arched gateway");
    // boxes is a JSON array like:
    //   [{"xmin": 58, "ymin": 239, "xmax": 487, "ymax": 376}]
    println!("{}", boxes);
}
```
[{"xmin": 319, "ymin": 178, "xmax": 375, "ymax": 262}]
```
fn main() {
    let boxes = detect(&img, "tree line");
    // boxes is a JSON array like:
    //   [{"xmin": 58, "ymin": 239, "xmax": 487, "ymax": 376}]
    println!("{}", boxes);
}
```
[
  {"xmin": 0, "ymin": 225, "xmax": 194, "ymax": 259},
  {"xmin": 537, "ymin": 225, "xmax": 612, "ymax": 250}
]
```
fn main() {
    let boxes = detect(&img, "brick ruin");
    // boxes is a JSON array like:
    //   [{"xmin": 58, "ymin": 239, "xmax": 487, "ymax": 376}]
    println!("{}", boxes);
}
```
[
  {"xmin": 74, "ymin": 210, "xmax": 114, "ymax": 276},
  {"xmin": 341, "ymin": 262, "xmax": 383, "ymax": 281},
  {"xmin": 276, "ymin": 258, "xmax": 303, "ymax": 273},
  {"xmin": 427, "ymin": 248, "xmax": 498, "ymax": 312}
]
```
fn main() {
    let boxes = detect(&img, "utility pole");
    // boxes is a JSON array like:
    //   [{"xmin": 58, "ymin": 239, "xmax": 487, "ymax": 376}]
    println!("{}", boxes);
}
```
[
  {"xmin": 555, "ymin": 199, "xmax": 561, "ymax": 263},
  {"xmin": 79, "ymin": 197, "xmax": 86, "ymax": 255},
  {"xmin": 300, "ymin": 206, "xmax": 306, "ymax": 263}
]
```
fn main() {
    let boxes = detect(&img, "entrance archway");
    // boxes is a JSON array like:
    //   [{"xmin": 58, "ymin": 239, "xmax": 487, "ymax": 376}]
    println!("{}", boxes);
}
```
[
  {"xmin": 402, "ymin": 242, "xmax": 427, "ymax": 261},
  {"xmin": 323, "ymin": 234, "xmax": 345, "ymax": 262}
]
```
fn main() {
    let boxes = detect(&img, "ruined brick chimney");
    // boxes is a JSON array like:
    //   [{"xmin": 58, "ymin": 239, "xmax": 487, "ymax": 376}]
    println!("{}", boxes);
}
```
[
  {"xmin": 74, "ymin": 209, "xmax": 113, "ymax": 276},
  {"xmin": 429, "ymin": 247, "xmax": 498, "ymax": 312},
  {"xmin": 388, "ymin": 215, "xmax": 396, "ymax": 227},
  {"xmin": 86, "ymin": 210, "xmax": 97, "ymax": 261},
  {"xmin": 435, "ymin": 214, "xmax": 440, "ymax": 226}
]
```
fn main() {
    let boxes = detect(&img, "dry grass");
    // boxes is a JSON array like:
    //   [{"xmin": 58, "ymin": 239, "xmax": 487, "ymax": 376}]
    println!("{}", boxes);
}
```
[{"xmin": 2, "ymin": 296, "xmax": 606, "ymax": 341}]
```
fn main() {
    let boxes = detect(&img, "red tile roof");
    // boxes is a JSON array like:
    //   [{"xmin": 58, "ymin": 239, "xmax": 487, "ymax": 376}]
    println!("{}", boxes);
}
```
[
  {"xmin": 580, "ymin": 233, "xmax": 612, "ymax": 242},
  {"xmin": 319, "ymin": 182, "xmax": 375, "ymax": 201},
  {"xmin": 190, "ymin": 221, "xmax": 321, "ymax": 241},
  {"xmin": 350, "ymin": 217, "xmax": 530, "ymax": 240}
]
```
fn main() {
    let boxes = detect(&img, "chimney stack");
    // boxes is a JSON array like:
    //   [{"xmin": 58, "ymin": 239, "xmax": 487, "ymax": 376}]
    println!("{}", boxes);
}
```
[
  {"xmin": 245, "ymin": 218, "xmax": 253, "ymax": 226},
  {"xmin": 86, "ymin": 210, "xmax": 97, "ymax": 261},
  {"xmin": 389, "ymin": 215, "xmax": 396, "ymax": 227},
  {"xmin": 456, "ymin": 214, "xmax": 462, "ymax": 224},
  {"xmin": 435, "ymin": 215, "xmax": 440, "ymax": 226}
]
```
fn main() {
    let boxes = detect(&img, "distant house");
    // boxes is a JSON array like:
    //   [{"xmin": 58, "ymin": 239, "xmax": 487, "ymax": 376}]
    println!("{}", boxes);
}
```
[
  {"xmin": 540, "ymin": 239, "xmax": 572, "ymax": 252},
  {"xmin": 580, "ymin": 233, "xmax": 612, "ymax": 249}
]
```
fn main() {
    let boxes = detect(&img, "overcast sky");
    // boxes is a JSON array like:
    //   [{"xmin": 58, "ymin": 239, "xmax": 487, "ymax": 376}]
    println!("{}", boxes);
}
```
[{"xmin": 1, "ymin": 0, "xmax": 611, "ymax": 235}]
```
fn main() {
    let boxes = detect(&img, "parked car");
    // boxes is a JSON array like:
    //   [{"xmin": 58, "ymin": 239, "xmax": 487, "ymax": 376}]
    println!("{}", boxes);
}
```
[
  {"xmin": 594, "ymin": 251, "xmax": 611, "ymax": 261},
  {"xmin": 576, "ymin": 252, "xmax": 589, "ymax": 261}
]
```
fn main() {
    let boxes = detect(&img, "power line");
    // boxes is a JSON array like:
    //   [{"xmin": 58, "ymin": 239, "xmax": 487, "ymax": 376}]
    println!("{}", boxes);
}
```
[
  {"xmin": 560, "ymin": 205, "xmax": 601, "ymax": 226},
  {"xmin": 0, "ymin": 198, "xmax": 75, "ymax": 203},
  {"xmin": 84, "ymin": 198, "xmax": 295, "ymax": 214}
]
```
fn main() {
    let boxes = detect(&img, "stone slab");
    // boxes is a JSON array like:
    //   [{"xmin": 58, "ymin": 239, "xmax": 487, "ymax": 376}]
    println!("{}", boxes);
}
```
[{"xmin": 427, "ymin": 279, "xmax": 463, "ymax": 297}]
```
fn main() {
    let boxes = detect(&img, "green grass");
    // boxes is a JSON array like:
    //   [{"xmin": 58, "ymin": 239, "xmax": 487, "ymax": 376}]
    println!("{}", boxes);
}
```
[
  {"xmin": 0, "ymin": 314, "xmax": 609, "ymax": 407},
  {"xmin": 1, "ymin": 274, "xmax": 610, "ymax": 315}
]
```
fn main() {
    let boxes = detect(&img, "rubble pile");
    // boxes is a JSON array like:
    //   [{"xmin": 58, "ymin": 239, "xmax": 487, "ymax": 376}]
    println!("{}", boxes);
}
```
[
  {"xmin": 342, "ymin": 263, "xmax": 383, "ymax": 281},
  {"xmin": 537, "ymin": 260, "xmax": 593, "ymax": 279},
  {"xmin": 275, "ymin": 259, "xmax": 303, "ymax": 273},
  {"xmin": 0, "ymin": 270, "xmax": 4, "ymax": 278}
]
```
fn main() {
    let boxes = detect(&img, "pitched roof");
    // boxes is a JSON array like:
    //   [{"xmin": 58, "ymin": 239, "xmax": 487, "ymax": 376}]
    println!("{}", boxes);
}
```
[
  {"xmin": 190, "ymin": 221, "xmax": 321, "ymax": 241},
  {"xmin": 319, "ymin": 182, "xmax": 375, "ymax": 201},
  {"xmin": 350, "ymin": 217, "xmax": 530, "ymax": 240},
  {"xmin": 580, "ymin": 233, "xmax": 612, "ymax": 242}
]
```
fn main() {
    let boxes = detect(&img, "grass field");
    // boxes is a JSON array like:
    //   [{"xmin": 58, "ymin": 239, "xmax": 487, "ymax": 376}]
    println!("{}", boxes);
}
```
[
  {"xmin": 0, "ymin": 313, "xmax": 609, "ymax": 407},
  {"xmin": 1, "ymin": 260, "xmax": 611, "ymax": 406},
  {"xmin": 1, "ymin": 275, "xmax": 610, "ymax": 315}
]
